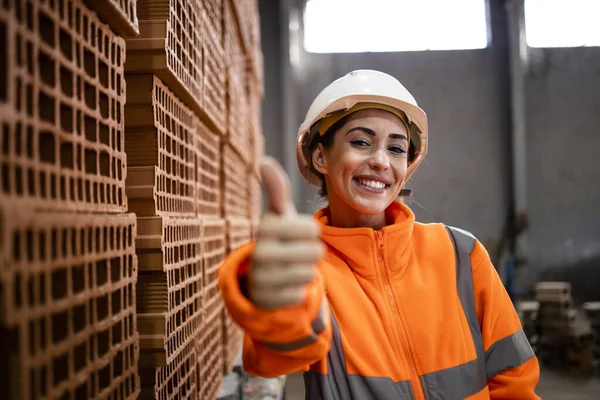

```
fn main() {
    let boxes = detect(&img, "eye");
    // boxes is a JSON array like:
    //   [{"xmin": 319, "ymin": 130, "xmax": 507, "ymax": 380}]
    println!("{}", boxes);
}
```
[
  {"xmin": 389, "ymin": 146, "xmax": 406, "ymax": 155},
  {"xmin": 350, "ymin": 139, "xmax": 370, "ymax": 147}
]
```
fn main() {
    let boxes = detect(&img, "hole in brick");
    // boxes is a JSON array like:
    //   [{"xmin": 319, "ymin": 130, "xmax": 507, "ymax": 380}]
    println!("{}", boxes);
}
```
[
  {"xmin": 99, "ymin": 364, "xmax": 110, "ymax": 389},
  {"xmin": 116, "ymin": 74, "xmax": 121, "ymax": 94},
  {"xmin": 38, "ymin": 231, "xmax": 46, "ymax": 261},
  {"xmin": 111, "ymin": 290, "xmax": 120, "ymax": 315},
  {"xmin": 26, "ymin": 83, "xmax": 33, "ymax": 116},
  {"xmin": 52, "ymin": 353, "xmax": 69, "ymax": 386},
  {"xmin": 61, "ymin": 228, "xmax": 68, "ymax": 257},
  {"xmin": 39, "ymin": 131, "xmax": 55, "ymax": 164},
  {"xmin": 129, "ymin": 255, "xmax": 133, "ymax": 276},
  {"xmin": 59, "ymin": 28, "xmax": 72, "ymax": 61},
  {"xmin": 84, "ymin": 116, "xmax": 96, "ymax": 141},
  {"xmin": 82, "ymin": 14, "xmax": 88, "ymax": 40},
  {"xmin": 1, "ymin": 165, "xmax": 7, "ymax": 193},
  {"xmin": 76, "ymin": 75, "xmax": 82, "ymax": 99},
  {"xmin": 98, "ymin": 61, "xmax": 108, "ymax": 89},
  {"xmin": 90, "ymin": 22, "xmax": 96, "ymax": 47},
  {"xmin": 128, "ymin": 314, "xmax": 133, "ymax": 337},
  {"xmin": 112, "ymin": 321, "xmax": 122, "ymax": 346},
  {"xmin": 60, "ymin": 103, "xmax": 73, "ymax": 134},
  {"xmin": 39, "ymin": 12, "xmax": 55, "ymax": 48},
  {"xmin": 39, "ymin": 92, "xmax": 55, "ymax": 124},
  {"xmin": 39, "ymin": 52, "xmax": 56, "ymax": 88},
  {"xmin": 95, "ymin": 227, "xmax": 101, "ymax": 253},
  {"xmin": 25, "ymin": 228, "xmax": 34, "ymax": 262},
  {"xmin": 99, "ymin": 151, "xmax": 109, "ymax": 177},
  {"xmin": 14, "ymin": 272, "xmax": 22, "ymax": 307},
  {"xmin": 84, "ymin": 49, "xmax": 95, "ymax": 78},
  {"xmin": 51, "ymin": 311, "xmax": 68, "ymax": 344},
  {"xmin": 96, "ymin": 259, "xmax": 107, "ymax": 286},
  {"xmin": 59, "ymin": 141, "xmax": 73, "ymax": 169},
  {"xmin": 26, "ymin": 42, "xmax": 33, "ymax": 75},
  {"xmin": 72, "ymin": 264, "xmax": 84, "ymax": 293},
  {"xmin": 50, "ymin": 173, "xmax": 57, "ymax": 199},
  {"xmin": 97, "ymin": 295, "xmax": 108, "ymax": 321},
  {"xmin": 110, "ymin": 257, "xmax": 120, "ymax": 283},
  {"xmin": 75, "ymin": 382, "xmax": 87, "ymax": 400},
  {"xmin": 99, "ymin": 92, "xmax": 108, "ymax": 118},
  {"xmin": 77, "ymin": 178, "xmax": 83, "ymax": 200},
  {"xmin": 85, "ymin": 82, "xmax": 96, "ymax": 110},
  {"xmin": 69, "ymin": 177, "xmax": 75, "ymax": 200},
  {"xmin": 98, "ymin": 328, "xmax": 109, "ymax": 357},
  {"xmin": 39, "ymin": 316, "xmax": 47, "ymax": 352},
  {"xmin": 60, "ymin": 67, "xmax": 73, "ymax": 97},
  {"xmin": 85, "ymin": 149, "xmax": 97, "ymax": 174},
  {"xmin": 0, "ymin": 22, "xmax": 6, "ymax": 101},
  {"xmin": 113, "ymin": 350, "xmax": 123, "ymax": 378},
  {"xmin": 51, "ymin": 268, "xmax": 67, "ymax": 300},
  {"xmin": 111, "ymin": 43, "xmax": 116, "ymax": 65},
  {"xmin": 99, "ymin": 123, "xmax": 109, "ymax": 146},
  {"xmin": 99, "ymin": 182, "xmax": 105, "ymax": 204},
  {"xmin": 15, "ymin": 166, "xmax": 23, "ymax": 195},
  {"xmin": 73, "ymin": 303, "xmax": 85, "ymax": 333}
]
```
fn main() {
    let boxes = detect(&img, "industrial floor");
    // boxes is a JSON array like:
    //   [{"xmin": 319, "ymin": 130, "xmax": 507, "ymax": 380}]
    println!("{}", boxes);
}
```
[{"xmin": 283, "ymin": 368, "xmax": 600, "ymax": 399}]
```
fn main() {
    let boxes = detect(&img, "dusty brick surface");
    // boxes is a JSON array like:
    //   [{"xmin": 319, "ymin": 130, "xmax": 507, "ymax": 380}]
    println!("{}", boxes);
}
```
[
  {"xmin": 135, "ymin": 216, "xmax": 203, "ymax": 366},
  {"xmin": 0, "ymin": 0, "xmax": 127, "ymax": 213},
  {"xmin": 0, "ymin": 203, "xmax": 139, "ymax": 399}
]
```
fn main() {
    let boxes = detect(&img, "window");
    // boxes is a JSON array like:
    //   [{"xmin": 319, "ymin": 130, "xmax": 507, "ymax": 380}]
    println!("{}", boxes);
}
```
[
  {"xmin": 525, "ymin": 0, "xmax": 600, "ymax": 47},
  {"xmin": 303, "ymin": 0, "xmax": 488, "ymax": 53}
]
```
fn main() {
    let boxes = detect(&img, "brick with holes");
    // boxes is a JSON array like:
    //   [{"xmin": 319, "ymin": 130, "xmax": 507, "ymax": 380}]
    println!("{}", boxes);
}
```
[
  {"xmin": 195, "ymin": 120, "xmax": 221, "ymax": 219},
  {"xmin": 201, "ymin": 218, "xmax": 226, "ymax": 324},
  {"xmin": 125, "ymin": 75, "xmax": 197, "ymax": 218},
  {"xmin": 135, "ymin": 216, "xmax": 203, "ymax": 367},
  {"xmin": 220, "ymin": 144, "xmax": 249, "ymax": 218},
  {"xmin": 0, "ymin": 202, "xmax": 139, "ymax": 399},
  {"xmin": 138, "ymin": 340, "xmax": 198, "ymax": 400},
  {"xmin": 202, "ymin": 10, "xmax": 226, "ymax": 135},
  {"xmin": 0, "ymin": 0, "xmax": 127, "ymax": 213},
  {"xmin": 84, "ymin": 0, "xmax": 139, "ymax": 37},
  {"xmin": 197, "ymin": 308, "xmax": 224, "ymax": 400},
  {"xmin": 126, "ymin": 0, "xmax": 205, "ymax": 124}
]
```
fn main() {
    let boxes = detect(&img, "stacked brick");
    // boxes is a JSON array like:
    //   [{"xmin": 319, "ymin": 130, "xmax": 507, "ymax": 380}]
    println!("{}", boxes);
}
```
[
  {"xmin": 535, "ymin": 282, "xmax": 596, "ymax": 374},
  {"xmin": 0, "ymin": 0, "xmax": 140, "ymax": 399},
  {"xmin": 516, "ymin": 301, "xmax": 539, "ymax": 354},
  {"xmin": 583, "ymin": 302, "xmax": 600, "ymax": 371},
  {"xmin": 124, "ymin": 0, "xmax": 263, "ymax": 398}
]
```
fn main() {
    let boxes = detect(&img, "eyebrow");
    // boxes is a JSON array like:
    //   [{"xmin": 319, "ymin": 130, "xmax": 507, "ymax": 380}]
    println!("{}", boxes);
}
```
[{"xmin": 345, "ymin": 127, "xmax": 408, "ymax": 141}]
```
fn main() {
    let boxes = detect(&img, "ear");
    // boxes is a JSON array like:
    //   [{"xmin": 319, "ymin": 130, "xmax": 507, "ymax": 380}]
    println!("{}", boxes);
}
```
[{"xmin": 312, "ymin": 144, "xmax": 328, "ymax": 175}]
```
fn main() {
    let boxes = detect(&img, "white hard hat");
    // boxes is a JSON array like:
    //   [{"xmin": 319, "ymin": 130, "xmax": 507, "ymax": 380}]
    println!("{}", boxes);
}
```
[{"xmin": 296, "ymin": 69, "xmax": 428, "ymax": 186}]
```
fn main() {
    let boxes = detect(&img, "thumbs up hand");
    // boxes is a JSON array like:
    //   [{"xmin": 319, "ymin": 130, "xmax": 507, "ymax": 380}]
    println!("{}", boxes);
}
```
[{"xmin": 249, "ymin": 157, "xmax": 325, "ymax": 310}]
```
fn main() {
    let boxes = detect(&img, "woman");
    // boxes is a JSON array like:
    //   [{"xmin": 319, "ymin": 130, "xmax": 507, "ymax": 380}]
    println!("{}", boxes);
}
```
[{"xmin": 219, "ymin": 70, "xmax": 540, "ymax": 399}]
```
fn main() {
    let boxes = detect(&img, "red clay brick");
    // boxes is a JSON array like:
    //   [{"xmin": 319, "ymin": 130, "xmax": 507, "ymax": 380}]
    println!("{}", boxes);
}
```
[
  {"xmin": 201, "ymin": 218, "xmax": 226, "ymax": 324},
  {"xmin": 202, "ymin": 0, "xmax": 223, "ymax": 47},
  {"xmin": 196, "ymin": 309, "xmax": 223, "ymax": 400},
  {"xmin": 0, "ymin": 203, "xmax": 139, "ymax": 399},
  {"xmin": 226, "ymin": 70, "xmax": 252, "ymax": 165},
  {"xmin": 221, "ymin": 144, "xmax": 249, "ymax": 218},
  {"xmin": 84, "ymin": 0, "xmax": 140, "ymax": 37},
  {"xmin": 127, "ymin": 1, "xmax": 205, "ymax": 126},
  {"xmin": 223, "ymin": 0, "xmax": 245, "ymax": 80},
  {"xmin": 135, "ymin": 216, "xmax": 203, "ymax": 366},
  {"xmin": 195, "ymin": 120, "xmax": 221, "ymax": 219},
  {"xmin": 202, "ymin": 11, "xmax": 227, "ymax": 135},
  {"xmin": 125, "ymin": 75, "xmax": 197, "ymax": 218},
  {"xmin": 0, "ymin": 0, "xmax": 127, "ymax": 213},
  {"xmin": 139, "ymin": 341, "xmax": 197, "ymax": 400},
  {"xmin": 222, "ymin": 307, "xmax": 243, "ymax": 375}
]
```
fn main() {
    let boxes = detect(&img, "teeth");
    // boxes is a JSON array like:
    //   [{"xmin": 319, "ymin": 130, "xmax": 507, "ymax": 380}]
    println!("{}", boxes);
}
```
[{"xmin": 358, "ymin": 179, "xmax": 386, "ymax": 189}]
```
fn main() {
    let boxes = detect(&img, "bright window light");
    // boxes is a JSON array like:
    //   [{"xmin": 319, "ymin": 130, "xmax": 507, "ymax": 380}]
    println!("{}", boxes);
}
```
[
  {"xmin": 303, "ymin": 0, "xmax": 488, "ymax": 53},
  {"xmin": 525, "ymin": 0, "xmax": 600, "ymax": 48}
]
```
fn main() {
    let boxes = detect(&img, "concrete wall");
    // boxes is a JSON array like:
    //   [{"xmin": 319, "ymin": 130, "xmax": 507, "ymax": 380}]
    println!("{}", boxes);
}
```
[{"xmin": 525, "ymin": 47, "xmax": 600, "ymax": 300}]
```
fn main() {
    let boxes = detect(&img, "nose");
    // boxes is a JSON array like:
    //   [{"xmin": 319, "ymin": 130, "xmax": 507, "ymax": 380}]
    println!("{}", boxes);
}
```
[{"xmin": 368, "ymin": 148, "xmax": 390, "ymax": 170}]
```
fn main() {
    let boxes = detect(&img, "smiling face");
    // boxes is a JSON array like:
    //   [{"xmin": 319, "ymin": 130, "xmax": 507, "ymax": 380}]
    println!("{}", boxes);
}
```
[{"xmin": 312, "ymin": 108, "xmax": 409, "ymax": 227}]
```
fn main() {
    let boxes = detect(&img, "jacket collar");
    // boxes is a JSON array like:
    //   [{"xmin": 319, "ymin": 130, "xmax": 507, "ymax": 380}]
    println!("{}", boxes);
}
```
[{"xmin": 314, "ymin": 200, "xmax": 415, "ymax": 277}]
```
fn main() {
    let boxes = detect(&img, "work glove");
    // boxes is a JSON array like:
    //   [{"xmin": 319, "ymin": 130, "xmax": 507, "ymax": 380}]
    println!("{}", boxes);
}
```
[{"xmin": 249, "ymin": 157, "xmax": 325, "ymax": 310}]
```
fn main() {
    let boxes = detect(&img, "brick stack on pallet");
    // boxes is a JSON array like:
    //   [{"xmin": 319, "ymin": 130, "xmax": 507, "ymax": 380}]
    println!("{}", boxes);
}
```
[
  {"xmin": 583, "ymin": 302, "xmax": 600, "ymax": 371},
  {"xmin": 125, "ymin": 0, "xmax": 263, "ymax": 398},
  {"xmin": 517, "ymin": 301, "xmax": 540, "ymax": 354},
  {"xmin": 535, "ymin": 282, "xmax": 596, "ymax": 374},
  {"xmin": 0, "ymin": 0, "xmax": 140, "ymax": 399}
]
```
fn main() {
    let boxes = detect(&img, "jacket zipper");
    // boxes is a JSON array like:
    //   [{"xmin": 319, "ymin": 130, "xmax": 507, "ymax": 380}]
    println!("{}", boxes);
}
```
[{"xmin": 376, "ymin": 231, "xmax": 424, "ymax": 400}]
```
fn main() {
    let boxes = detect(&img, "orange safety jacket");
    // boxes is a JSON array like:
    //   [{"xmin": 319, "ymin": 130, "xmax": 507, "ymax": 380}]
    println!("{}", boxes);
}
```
[{"xmin": 218, "ymin": 200, "xmax": 540, "ymax": 399}]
